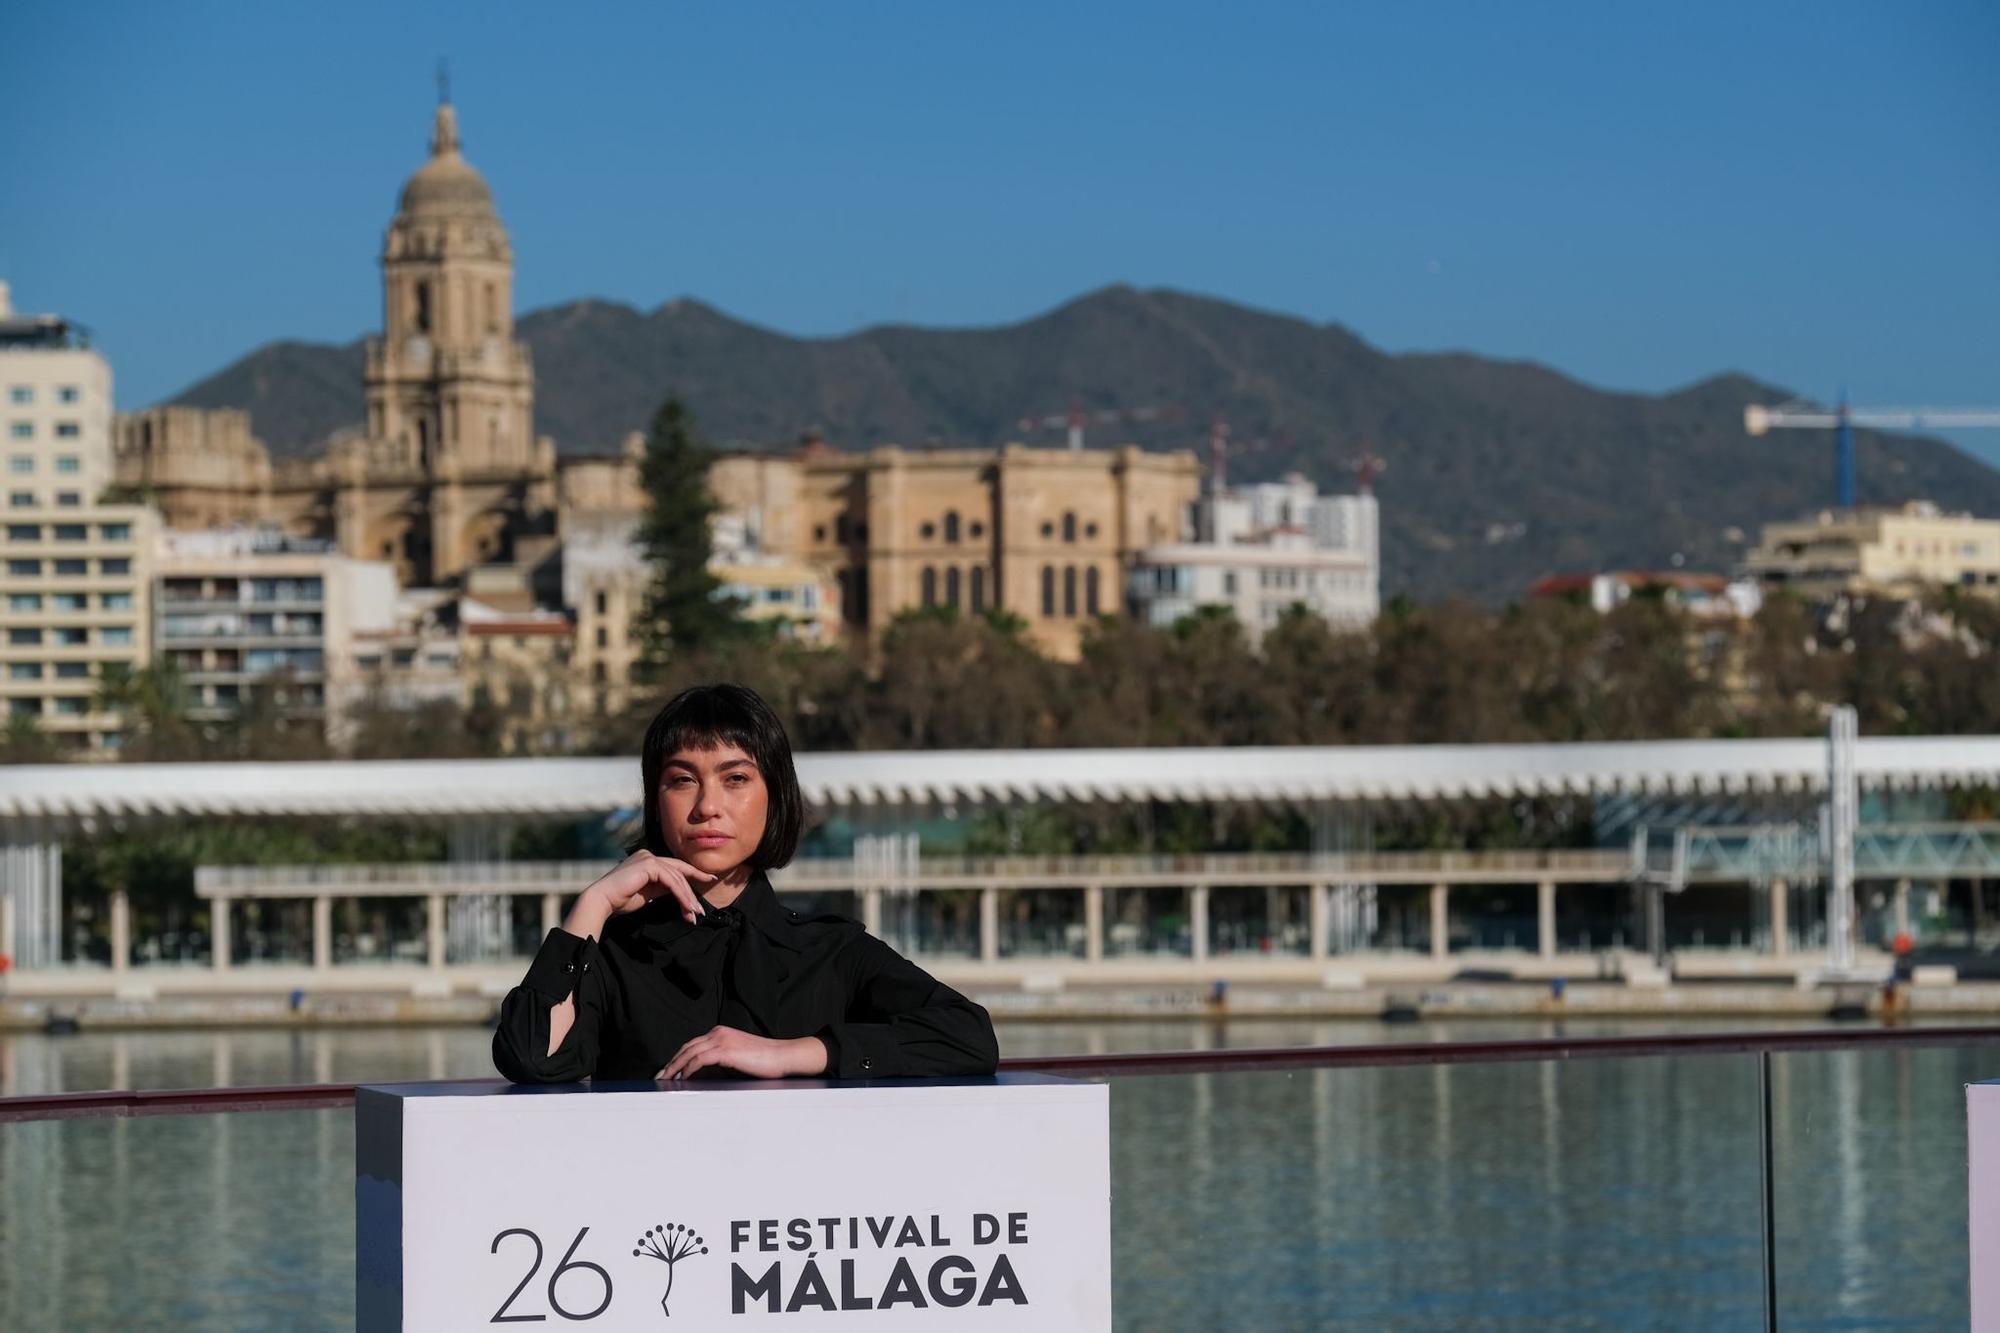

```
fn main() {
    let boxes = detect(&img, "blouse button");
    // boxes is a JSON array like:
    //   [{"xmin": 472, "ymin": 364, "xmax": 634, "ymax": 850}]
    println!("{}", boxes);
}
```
[
  {"xmin": 860, "ymin": 1057, "xmax": 874, "ymax": 1072},
  {"xmin": 562, "ymin": 961, "xmax": 575, "ymax": 974},
  {"xmin": 580, "ymin": 961, "xmax": 591, "ymax": 973}
]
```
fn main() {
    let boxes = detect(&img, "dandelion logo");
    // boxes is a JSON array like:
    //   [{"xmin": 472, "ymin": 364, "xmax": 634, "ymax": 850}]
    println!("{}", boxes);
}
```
[{"xmin": 632, "ymin": 1222, "xmax": 708, "ymax": 1318}]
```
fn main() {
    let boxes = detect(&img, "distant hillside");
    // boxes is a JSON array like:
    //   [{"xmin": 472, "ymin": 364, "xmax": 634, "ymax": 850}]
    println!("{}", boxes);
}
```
[{"xmin": 166, "ymin": 285, "xmax": 2000, "ymax": 603}]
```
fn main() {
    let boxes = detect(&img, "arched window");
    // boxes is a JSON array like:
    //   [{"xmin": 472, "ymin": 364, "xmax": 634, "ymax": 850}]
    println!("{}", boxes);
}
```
[
  {"xmin": 835, "ymin": 515, "xmax": 850, "ymax": 543},
  {"xmin": 944, "ymin": 511, "xmax": 960, "ymax": 544},
  {"xmin": 1085, "ymin": 566, "xmax": 1101, "ymax": 616},
  {"xmin": 1063, "ymin": 565, "xmax": 1078, "ymax": 617},
  {"xmin": 414, "ymin": 280, "xmax": 433, "ymax": 334},
  {"xmin": 485, "ymin": 282, "xmax": 499, "ymax": 333},
  {"xmin": 970, "ymin": 566, "xmax": 986, "ymax": 613},
  {"xmin": 1041, "ymin": 566, "xmax": 1055, "ymax": 617},
  {"xmin": 920, "ymin": 566, "xmax": 937, "ymax": 607},
  {"xmin": 945, "ymin": 567, "xmax": 961, "ymax": 608},
  {"xmin": 1062, "ymin": 512, "xmax": 1077, "ymax": 543}
]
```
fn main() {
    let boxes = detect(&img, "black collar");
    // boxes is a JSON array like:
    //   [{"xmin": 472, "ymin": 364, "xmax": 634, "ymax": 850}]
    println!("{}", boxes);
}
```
[{"xmin": 630, "ymin": 869, "xmax": 805, "ymax": 953}]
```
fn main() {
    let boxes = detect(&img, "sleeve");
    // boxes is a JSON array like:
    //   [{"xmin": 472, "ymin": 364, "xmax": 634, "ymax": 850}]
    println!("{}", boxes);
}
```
[
  {"xmin": 491, "ymin": 928, "xmax": 620, "ymax": 1084},
  {"xmin": 817, "ymin": 933, "xmax": 999, "ymax": 1079}
]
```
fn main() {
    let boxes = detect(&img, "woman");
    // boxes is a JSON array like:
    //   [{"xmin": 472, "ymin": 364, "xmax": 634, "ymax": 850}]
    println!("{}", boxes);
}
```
[{"xmin": 492, "ymin": 683, "xmax": 999, "ymax": 1083}]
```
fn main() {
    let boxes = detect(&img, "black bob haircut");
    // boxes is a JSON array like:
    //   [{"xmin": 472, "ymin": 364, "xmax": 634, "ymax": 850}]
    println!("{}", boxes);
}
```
[{"xmin": 636, "ymin": 683, "xmax": 804, "ymax": 870}]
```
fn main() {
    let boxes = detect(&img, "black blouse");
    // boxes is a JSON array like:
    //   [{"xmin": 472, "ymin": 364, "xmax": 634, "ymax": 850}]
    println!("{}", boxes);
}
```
[{"xmin": 491, "ymin": 872, "xmax": 999, "ymax": 1084}]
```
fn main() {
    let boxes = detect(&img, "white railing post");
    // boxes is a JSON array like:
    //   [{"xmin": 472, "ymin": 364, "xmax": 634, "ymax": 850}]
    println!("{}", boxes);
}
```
[
  {"xmin": 313, "ymin": 896, "xmax": 333, "ymax": 970},
  {"xmin": 1190, "ymin": 885, "xmax": 1209, "ymax": 963},
  {"xmin": 212, "ymin": 897, "xmax": 232, "ymax": 971}
]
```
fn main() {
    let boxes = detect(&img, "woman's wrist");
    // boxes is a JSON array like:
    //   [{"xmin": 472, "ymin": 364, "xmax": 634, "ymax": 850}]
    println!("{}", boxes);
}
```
[
  {"xmin": 790, "ymin": 1036, "xmax": 830, "ymax": 1076},
  {"xmin": 562, "ymin": 887, "xmax": 613, "ymax": 939}
]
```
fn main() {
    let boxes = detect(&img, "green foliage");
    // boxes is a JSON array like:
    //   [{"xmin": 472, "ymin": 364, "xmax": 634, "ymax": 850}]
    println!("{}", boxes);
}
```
[
  {"xmin": 632, "ymin": 397, "xmax": 746, "ymax": 673},
  {"xmin": 0, "ymin": 711, "xmax": 60, "ymax": 764}
]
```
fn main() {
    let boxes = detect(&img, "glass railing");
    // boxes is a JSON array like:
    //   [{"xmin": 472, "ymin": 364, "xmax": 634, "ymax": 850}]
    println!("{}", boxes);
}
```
[{"xmin": 0, "ymin": 1024, "xmax": 1993, "ymax": 1329}]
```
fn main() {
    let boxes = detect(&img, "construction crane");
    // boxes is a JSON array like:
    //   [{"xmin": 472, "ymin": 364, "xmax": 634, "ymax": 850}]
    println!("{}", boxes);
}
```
[{"xmin": 1743, "ymin": 394, "xmax": 2000, "ymax": 508}]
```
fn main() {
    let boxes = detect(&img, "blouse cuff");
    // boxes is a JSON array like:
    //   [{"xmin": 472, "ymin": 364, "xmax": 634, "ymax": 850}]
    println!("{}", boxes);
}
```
[
  {"xmin": 522, "ymin": 928, "xmax": 598, "ymax": 1005},
  {"xmin": 820, "ymin": 1022, "xmax": 899, "ymax": 1079}
]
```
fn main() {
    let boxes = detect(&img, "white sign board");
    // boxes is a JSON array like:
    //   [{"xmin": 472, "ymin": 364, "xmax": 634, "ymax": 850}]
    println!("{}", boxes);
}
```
[
  {"xmin": 357, "ymin": 1074, "xmax": 1111, "ymax": 1331},
  {"xmin": 1975, "ymin": 1080, "xmax": 2000, "ymax": 1332}
]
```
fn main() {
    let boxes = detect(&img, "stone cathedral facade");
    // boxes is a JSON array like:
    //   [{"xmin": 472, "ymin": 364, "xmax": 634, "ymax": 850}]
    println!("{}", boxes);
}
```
[{"xmin": 116, "ymin": 100, "xmax": 559, "ymax": 590}]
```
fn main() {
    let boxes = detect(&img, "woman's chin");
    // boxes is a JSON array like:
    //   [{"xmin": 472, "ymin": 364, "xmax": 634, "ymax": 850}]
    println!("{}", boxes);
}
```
[{"xmin": 680, "ymin": 845, "xmax": 742, "ymax": 876}]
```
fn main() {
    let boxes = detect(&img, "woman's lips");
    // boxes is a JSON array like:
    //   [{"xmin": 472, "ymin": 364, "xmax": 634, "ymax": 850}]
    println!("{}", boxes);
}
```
[{"xmin": 690, "ymin": 833, "xmax": 731, "ymax": 848}]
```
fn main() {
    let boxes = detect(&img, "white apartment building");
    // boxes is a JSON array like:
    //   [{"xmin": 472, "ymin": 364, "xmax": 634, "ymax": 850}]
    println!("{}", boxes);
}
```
[
  {"xmin": 1, "ymin": 281, "xmax": 156, "ymax": 754},
  {"xmin": 1128, "ymin": 473, "xmax": 1380, "ymax": 638},
  {"xmin": 155, "ymin": 526, "xmax": 397, "ymax": 741}
]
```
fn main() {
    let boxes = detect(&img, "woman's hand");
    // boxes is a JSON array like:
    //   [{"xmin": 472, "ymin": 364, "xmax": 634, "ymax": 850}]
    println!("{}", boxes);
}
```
[
  {"xmin": 657, "ymin": 1026, "xmax": 829, "ymax": 1081},
  {"xmin": 571, "ymin": 850, "xmax": 716, "ymax": 935}
]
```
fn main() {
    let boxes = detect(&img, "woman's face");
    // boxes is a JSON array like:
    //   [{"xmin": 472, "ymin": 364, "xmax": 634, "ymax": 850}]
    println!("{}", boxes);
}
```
[{"xmin": 658, "ymin": 743, "xmax": 769, "ymax": 878}]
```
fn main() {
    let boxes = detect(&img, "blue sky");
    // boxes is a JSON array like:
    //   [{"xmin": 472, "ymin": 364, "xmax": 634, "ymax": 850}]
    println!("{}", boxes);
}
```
[{"xmin": 2, "ymin": 2, "xmax": 1996, "ymax": 457}]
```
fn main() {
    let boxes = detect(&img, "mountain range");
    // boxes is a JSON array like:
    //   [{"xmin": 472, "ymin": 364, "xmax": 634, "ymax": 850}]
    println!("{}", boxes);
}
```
[{"xmin": 167, "ymin": 285, "xmax": 2000, "ymax": 603}]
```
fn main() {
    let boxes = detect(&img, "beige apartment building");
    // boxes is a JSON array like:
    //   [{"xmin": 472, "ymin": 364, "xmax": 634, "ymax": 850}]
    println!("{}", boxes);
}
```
[
  {"xmin": 1743, "ymin": 502, "xmax": 2000, "ymax": 600},
  {"xmin": 1, "ymin": 282, "xmax": 157, "ymax": 754},
  {"xmin": 154, "ymin": 527, "xmax": 398, "ymax": 742}
]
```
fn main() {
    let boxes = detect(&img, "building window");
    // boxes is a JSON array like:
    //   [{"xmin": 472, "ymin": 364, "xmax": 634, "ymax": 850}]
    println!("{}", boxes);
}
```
[
  {"xmin": 1085, "ymin": 566, "xmax": 1101, "ymax": 616},
  {"xmin": 1040, "ymin": 521, "xmax": 1054, "ymax": 539},
  {"xmin": 6, "ymin": 559, "xmax": 37, "ymax": 575},
  {"xmin": 1063, "ymin": 512, "xmax": 1077, "ymax": 543},
  {"xmin": 55, "ymin": 492, "xmax": 80, "ymax": 508},
  {"xmin": 8, "ymin": 492, "xmax": 32, "ymax": 508},
  {"xmin": 8, "ymin": 663, "xmax": 41, "ymax": 680},
  {"xmin": 1041, "ymin": 565, "xmax": 1055, "ymax": 616},
  {"xmin": 100, "ymin": 557, "xmax": 130, "ymax": 575},
  {"xmin": 57, "ymin": 386, "xmax": 79, "ymax": 405},
  {"xmin": 969, "ymin": 521, "xmax": 984, "ymax": 539},
  {"xmin": 1085, "ymin": 522, "xmax": 1098, "ymax": 539},
  {"xmin": 8, "ymin": 628, "xmax": 42, "ymax": 645},
  {"xmin": 7, "ymin": 524, "xmax": 40, "ymax": 540},
  {"xmin": 54, "ymin": 524, "xmax": 86, "ymax": 541},
  {"xmin": 7, "ymin": 387, "xmax": 29, "ymax": 405},
  {"xmin": 8, "ymin": 422, "xmax": 30, "ymax": 439},
  {"xmin": 1063, "ymin": 565, "xmax": 1078, "ymax": 616},
  {"xmin": 970, "ymin": 566, "xmax": 986, "ymax": 613},
  {"xmin": 834, "ymin": 515, "xmax": 849, "ymax": 543},
  {"xmin": 55, "ymin": 662, "xmax": 89, "ymax": 679},
  {"xmin": 9, "ymin": 698, "xmax": 39, "ymax": 716},
  {"xmin": 414, "ymin": 280, "xmax": 433, "ymax": 333},
  {"xmin": 9, "ymin": 594, "xmax": 42, "ymax": 611},
  {"xmin": 52, "ymin": 558, "xmax": 84, "ymax": 575},
  {"xmin": 53, "ymin": 698, "xmax": 85, "ymax": 717},
  {"xmin": 919, "ymin": 522, "xmax": 935, "ymax": 540},
  {"xmin": 54, "ymin": 627, "xmax": 87, "ymax": 646},
  {"xmin": 595, "ymin": 627, "xmax": 608, "ymax": 649},
  {"xmin": 52, "ymin": 593, "xmax": 86, "ymax": 611},
  {"xmin": 100, "ymin": 626, "xmax": 133, "ymax": 646},
  {"xmin": 920, "ymin": 566, "xmax": 937, "ymax": 606},
  {"xmin": 945, "ymin": 566, "xmax": 961, "ymax": 608},
  {"xmin": 99, "ymin": 523, "xmax": 130, "ymax": 541},
  {"xmin": 54, "ymin": 422, "xmax": 80, "ymax": 439},
  {"xmin": 102, "ymin": 592, "xmax": 133, "ymax": 611},
  {"xmin": 1223, "ymin": 571, "xmax": 1237, "ymax": 595},
  {"xmin": 54, "ymin": 456, "xmax": 80, "ymax": 474},
  {"xmin": 594, "ymin": 590, "xmax": 608, "ymax": 616},
  {"xmin": 944, "ymin": 511, "xmax": 960, "ymax": 544},
  {"xmin": 7, "ymin": 457, "xmax": 29, "ymax": 474}
]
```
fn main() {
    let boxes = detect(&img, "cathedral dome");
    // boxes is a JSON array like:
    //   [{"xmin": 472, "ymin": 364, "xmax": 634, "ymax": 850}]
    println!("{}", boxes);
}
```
[{"xmin": 396, "ymin": 102, "xmax": 497, "ymax": 219}]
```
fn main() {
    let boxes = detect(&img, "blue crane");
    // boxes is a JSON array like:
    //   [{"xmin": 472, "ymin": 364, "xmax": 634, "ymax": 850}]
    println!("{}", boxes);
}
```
[{"xmin": 1744, "ymin": 395, "xmax": 2000, "ymax": 508}]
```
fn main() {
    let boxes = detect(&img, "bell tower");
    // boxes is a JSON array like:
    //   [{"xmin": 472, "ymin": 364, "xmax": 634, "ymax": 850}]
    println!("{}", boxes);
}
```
[{"xmin": 363, "ymin": 92, "xmax": 537, "ymax": 584}]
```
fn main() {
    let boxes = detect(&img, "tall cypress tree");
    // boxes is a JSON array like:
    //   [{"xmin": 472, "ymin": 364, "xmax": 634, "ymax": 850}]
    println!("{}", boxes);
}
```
[{"xmin": 633, "ymin": 397, "xmax": 740, "ymax": 673}]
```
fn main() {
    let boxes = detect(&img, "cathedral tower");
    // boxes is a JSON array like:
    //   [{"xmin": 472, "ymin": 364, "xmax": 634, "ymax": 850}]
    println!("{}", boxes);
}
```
[{"xmin": 362, "ymin": 96, "xmax": 538, "ymax": 583}]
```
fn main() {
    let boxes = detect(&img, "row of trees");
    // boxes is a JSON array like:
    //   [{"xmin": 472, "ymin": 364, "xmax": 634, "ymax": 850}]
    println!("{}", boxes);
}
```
[{"xmin": 615, "ymin": 588, "xmax": 2000, "ymax": 753}]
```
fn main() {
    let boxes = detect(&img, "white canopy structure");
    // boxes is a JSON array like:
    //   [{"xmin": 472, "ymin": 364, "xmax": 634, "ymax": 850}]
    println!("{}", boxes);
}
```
[{"xmin": 5, "ymin": 734, "xmax": 2000, "ymax": 826}]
